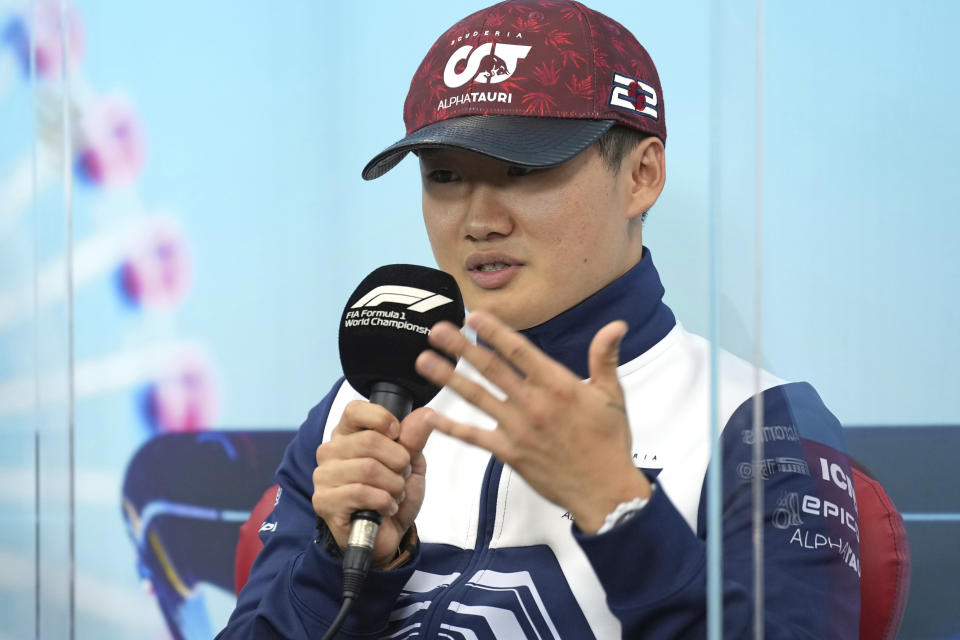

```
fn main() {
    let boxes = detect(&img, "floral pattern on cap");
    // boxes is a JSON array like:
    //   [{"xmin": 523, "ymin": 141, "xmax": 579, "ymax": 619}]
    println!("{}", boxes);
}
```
[{"xmin": 402, "ymin": 0, "xmax": 666, "ymax": 142}]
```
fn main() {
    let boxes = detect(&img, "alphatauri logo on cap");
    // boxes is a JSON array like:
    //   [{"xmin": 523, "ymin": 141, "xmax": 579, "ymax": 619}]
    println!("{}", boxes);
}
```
[{"xmin": 443, "ymin": 42, "xmax": 532, "ymax": 89}]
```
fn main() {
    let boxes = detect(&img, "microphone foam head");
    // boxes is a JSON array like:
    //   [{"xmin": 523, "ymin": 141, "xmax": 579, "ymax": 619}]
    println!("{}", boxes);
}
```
[{"xmin": 339, "ymin": 265, "xmax": 464, "ymax": 408}]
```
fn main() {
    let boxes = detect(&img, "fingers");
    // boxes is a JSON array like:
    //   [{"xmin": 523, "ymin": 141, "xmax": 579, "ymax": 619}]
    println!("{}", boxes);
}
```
[
  {"xmin": 312, "ymin": 481, "xmax": 400, "ymax": 529},
  {"xmin": 587, "ymin": 320, "xmax": 628, "ymax": 394},
  {"xmin": 426, "ymin": 319, "xmax": 527, "ymax": 390},
  {"xmin": 398, "ymin": 406, "xmax": 439, "ymax": 454},
  {"xmin": 318, "ymin": 456, "xmax": 407, "ymax": 499},
  {"xmin": 316, "ymin": 428, "xmax": 411, "ymax": 476},
  {"xmin": 424, "ymin": 406, "xmax": 507, "ymax": 459},
  {"xmin": 313, "ymin": 399, "xmax": 436, "ymax": 556},
  {"xmin": 465, "ymin": 311, "xmax": 569, "ymax": 386},
  {"xmin": 333, "ymin": 400, "xmax": 400, "ymax": 439},
  {"xmin": 313, "ymin": 442, "xmax": 410, "ymax": 526},
  {"xmin": 416, "ymin": 348, "xmax": 517, "ymax": 422},
  {"xmin": 314, "ymin": 399, "xmax": 414, "ymax": 523}
]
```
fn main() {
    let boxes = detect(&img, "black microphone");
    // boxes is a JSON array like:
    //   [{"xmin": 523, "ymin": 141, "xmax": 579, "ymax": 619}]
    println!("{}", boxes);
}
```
[{"xmin": 328, "ymin": 265, "xmax": 463, "ymax": 631}]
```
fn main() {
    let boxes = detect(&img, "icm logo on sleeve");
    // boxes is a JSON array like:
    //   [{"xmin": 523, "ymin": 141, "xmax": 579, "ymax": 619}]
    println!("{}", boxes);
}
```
[
  {"xmin": 608, "ymin": 72, "xmax": 659, "ymax": 120},
  {"xmin": 351, "ymin": 286, "xmax": 453, "ymax": 313}
]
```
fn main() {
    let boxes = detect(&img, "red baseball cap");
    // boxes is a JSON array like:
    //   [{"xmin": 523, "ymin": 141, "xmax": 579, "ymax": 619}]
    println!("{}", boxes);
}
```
[{"xmin": 362, "ymin": 0, "xmax": 666, "ymax": 180}]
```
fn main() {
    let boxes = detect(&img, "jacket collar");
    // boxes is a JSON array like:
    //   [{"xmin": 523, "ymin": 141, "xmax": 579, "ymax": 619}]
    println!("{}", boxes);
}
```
[{"xmin": 519, "ymin": 247, "xmax": 676, "ymax": 379}]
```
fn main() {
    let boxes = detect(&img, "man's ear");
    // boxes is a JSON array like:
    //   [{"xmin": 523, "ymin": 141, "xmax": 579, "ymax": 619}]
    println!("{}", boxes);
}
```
[{"xmin": 624, "ymin": 137, "xmax": 665, "ymax": 221}]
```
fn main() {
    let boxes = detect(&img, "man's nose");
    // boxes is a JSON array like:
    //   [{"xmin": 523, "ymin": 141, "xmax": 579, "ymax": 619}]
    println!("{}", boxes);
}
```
[{"xmin": 462, "ymin": 184, "xmax": 514, "ymax": 241}]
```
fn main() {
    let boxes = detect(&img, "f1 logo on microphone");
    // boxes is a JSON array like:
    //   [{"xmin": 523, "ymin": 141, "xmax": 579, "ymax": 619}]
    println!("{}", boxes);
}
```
[{"xmin": 352, "ymin": 286, "xmax": 454, "ymax": 313}]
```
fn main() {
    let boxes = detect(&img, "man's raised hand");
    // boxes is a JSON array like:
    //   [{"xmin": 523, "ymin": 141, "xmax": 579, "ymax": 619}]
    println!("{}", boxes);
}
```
[{"xmin": 415, "ymin": 310, "xmax": 651, "ymax": 534}]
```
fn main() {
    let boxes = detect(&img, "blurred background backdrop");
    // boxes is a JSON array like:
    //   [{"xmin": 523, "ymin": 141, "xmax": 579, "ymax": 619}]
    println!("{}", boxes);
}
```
[{"xmin": 1, "ymin": 0, "xmax": 957, "ymax": 638}]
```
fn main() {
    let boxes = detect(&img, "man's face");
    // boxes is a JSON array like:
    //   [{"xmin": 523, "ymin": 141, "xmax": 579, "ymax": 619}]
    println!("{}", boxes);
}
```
[{"xmin": 420, "ymin": 145, "xmax": 642, "ymax": 330}]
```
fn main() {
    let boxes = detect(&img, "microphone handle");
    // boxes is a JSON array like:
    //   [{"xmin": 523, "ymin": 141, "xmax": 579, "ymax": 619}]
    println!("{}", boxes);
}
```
[
  {"xmin": 340, "ymin": 381, "xmax": 414, "ymax": 601},
  {"xmin": 368, "ymin": 381, "xmax": 414, "ymax": 422}
]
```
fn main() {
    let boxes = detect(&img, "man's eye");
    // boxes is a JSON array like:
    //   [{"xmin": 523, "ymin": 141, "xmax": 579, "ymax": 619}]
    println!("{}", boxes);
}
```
[
  {"xmin": 507, "ymin": 165, "xmax": 537, "ymax": 177},
  {"xmin": 427, "ymin": 170, "xmax": 458, "ymax": 183}
]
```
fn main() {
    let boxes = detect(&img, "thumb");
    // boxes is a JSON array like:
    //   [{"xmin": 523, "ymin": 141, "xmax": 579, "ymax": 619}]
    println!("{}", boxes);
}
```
[
  {"xmin": 397, "ymin": 406, "xmax": 438, "ymax": 454},
  {"xmin": 587, "ymin": 320, "xmax": 628, "ymax": 395}
]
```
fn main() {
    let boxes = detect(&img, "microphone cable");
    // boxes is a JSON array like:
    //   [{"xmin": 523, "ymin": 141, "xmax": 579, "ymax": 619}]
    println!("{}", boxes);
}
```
[
  {"xmin": 321, "ymin": 509, "xmax": 382, "ymax": 640},
  {"xmin": 321, "ymin": 599, "xmax": 352, "ymax": 640}
]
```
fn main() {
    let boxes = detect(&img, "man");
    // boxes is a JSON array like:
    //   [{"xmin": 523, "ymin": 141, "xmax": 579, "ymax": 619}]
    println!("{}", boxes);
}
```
[{"xmin": 221, "ymin": 1, "xmax": 860, "ymax": 638}]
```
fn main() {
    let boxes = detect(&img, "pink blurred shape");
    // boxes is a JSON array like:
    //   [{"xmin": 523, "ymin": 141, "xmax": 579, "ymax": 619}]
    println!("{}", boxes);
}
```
[
  {"xmin": 120, "ymin": 217, "xmax": 192, "ymax": 309},
  {"xmin": 144, "ymin": 350, "xmax": 219, "ymax": 433},
  {"xmin": 4, "ymin": 0, "xmax": 86, "ymax": 78},
  {"xmin": 77, "ymin": 94, "xmax": 147, "ymax": 187}
]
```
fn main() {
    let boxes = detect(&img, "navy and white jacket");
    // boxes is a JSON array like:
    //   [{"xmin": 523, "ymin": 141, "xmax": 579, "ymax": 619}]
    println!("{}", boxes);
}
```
[{"xmin": 220, "ymin": 249, "xmax": 861, "ymax": 639}]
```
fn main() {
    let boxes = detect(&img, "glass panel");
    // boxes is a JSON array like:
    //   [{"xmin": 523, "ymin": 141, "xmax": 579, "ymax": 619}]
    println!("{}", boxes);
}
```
[
  {"xmin": 1, "ymin": 0, "xmax": 75, "ymax": 637},
  {"xmin": 707, "ymin": 2, "xmax": 767, "ymax": 637},
  {"xmin": 761, "ymin": 3, "xmax": 960, "ymax": 638},
  {"xmin": 705, "ymin": 1, "xmax": 960, "ymax": 638},
  {"xmin": 0, "ymin": 1, "xmax": 41, "ymax": 634}
]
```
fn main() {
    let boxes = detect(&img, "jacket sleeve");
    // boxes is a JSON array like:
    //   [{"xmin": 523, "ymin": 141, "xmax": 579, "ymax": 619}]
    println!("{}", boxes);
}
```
[
  {"xmin": 216, "ymin": 379, "xmax": 421, "ymax": 639},
  {"xmin": 574, "ymin": 382, "xmax": 861, "ymax": 639}
]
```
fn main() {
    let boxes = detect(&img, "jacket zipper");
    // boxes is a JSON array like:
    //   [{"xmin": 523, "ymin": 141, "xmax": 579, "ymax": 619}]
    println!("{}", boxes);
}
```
[{"xmin": 418, "ymin": 455, "xmax": 503, "ymax": 637}]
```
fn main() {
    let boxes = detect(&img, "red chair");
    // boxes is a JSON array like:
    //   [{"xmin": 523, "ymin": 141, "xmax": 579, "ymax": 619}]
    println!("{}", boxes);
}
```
[
  {"xmin": 233, "ymin": 485, "xmax": 280, "ymax": 596},
  {"xmin": 235, "ymin": 463, "xmax": 911, "ymax": 639},
  {"xmin": 851, "ymin": 461, "xmax": 911, "ymax": 640}
]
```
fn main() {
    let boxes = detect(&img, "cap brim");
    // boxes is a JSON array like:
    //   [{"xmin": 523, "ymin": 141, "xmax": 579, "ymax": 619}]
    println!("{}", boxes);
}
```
[{"xmin": 361, "ymin": 116, "xmax": 615, "ymax": 181}]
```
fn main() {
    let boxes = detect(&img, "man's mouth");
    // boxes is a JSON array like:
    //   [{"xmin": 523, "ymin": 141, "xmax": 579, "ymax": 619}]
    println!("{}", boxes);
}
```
[
  {"xmin": 475, "ymin": 262, "xmax": 513, "ymax": 272},
  {"xmin": 465, "ymin": 255, "xmax": 523, "ymax": 289}
]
